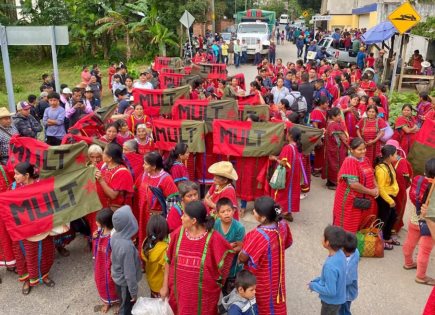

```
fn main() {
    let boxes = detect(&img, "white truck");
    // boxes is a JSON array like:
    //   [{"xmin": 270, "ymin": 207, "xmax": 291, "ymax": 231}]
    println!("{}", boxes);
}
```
[
  {"xmin": 317, "ymin": 36, "xmax": 358, "ymax": 66},
  {"xmin": 237, "ymin": 21, "xmax": 270, "ymax": 57},
  {"xmin": 279, "ymin": 14, "xmax": 289, "ymax": 25}
]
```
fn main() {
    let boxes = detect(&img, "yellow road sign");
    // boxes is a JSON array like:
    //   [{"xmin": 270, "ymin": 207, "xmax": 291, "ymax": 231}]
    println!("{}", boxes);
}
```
[
  {"xmin": 388, "ymin": 1, "xmax": 420, "ymax": 34},
  {"xmin": 303, "ymin": 11, "xmax": 309, "ymax": 18}
]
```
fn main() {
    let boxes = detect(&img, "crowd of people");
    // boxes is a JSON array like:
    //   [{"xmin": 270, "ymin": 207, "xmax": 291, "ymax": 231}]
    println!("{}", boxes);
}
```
[{"xmin": 0, "ymin": 26, "xmax": 434, "ymax": 315}]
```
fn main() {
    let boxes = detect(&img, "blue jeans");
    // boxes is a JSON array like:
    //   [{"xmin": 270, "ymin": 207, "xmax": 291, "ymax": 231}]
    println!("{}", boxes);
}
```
[
  {"xmin": 240, "ymin": 200, "xmax": 247, "ymax": 209},
  {"xmin": 254, "ymin": 52, "xmax": 261, "ymax": 65},
  {"xmin": 241, "ymin": 51, "xmax": 247, "ymax": 64},
  {"xmin": 269, "ymin": 52, "xmax": 276, "ymax": 65},
  {"xmin": 339, "ymin": 301, "xmax": 352, "ymax": 315},
  {"xmin": 235, "ymin": 53, "xmax": 240, "ymax": 67}
]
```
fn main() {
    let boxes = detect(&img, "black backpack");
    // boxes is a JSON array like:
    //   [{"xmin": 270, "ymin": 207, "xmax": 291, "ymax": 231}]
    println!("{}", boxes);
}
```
[{"xmin": 289, "ymin": 93, "xmax": 307, "ymax": 113}]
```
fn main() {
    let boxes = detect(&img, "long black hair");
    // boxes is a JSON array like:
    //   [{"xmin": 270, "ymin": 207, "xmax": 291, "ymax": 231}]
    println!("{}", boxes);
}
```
[
  {"xmin": 15, "ymin": 162, "xmax": 38, "ymax": 179},
  {"xmin": 144, "ymin": 151, "xmax": 164, "ymax": 170},
  {"xmin": 254, "ymin": 196, "xmax": 282, "ymax": 223},
  {"xmin": 143, "ymin": 215, "xmax": 169, "ymax": 259},
  {"xmin": 104, "ymin": 143, "xmax": 125, "ymax": 166},
  {"xmin": 289, "ymin": 127, "xmax": 302, "ymax": 153},
  {"xmin": 375, "ymin": 145, "xmax": 397, "ymax": 185},
  {"xmin": 184, "ymin": 200, "xmax": 215, "ymax": 231},
  {"xmin": 334, "ymin": 75, "xmax": 344, "ymax": 95},
  {"xmin": 164, "ymin": 143, "xmax": 188, "ymax": 172}
]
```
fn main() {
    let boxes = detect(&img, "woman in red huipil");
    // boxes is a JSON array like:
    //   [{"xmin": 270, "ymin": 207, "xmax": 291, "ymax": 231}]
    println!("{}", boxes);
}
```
[
  {"xmin": 164, "ymin": 143, "xmax": 190, "ymax": 184},
  {"xmin": 0, "ymin": 165, "xmax": 15, "ymax": 274},
  {"xmin": 134, "ymin": 151, "xmax": 178, "ymax": 249},
  {"xmin": 93, "ymin": 209, "xmax": 119, "ymax": 313},
  {"xmin": 333, "ymin": 138, "xmax": 379, "ymax": 233},
  {"xmin": 386, "ymin": 140, "xmax": 413, "ymax": 233},
  {"xmin": 12, "ymin": 162, "xmax": 56, "ymax": 295},
  {"xmin": 376, "ymin": 84, "xmax": 390, "ymax": 121},
  {"xmin": 359, "ymin": 74, "xmax": 376, "ymax": 98},
  {"xmin": 95, "ymin": 143, "xmax": 134, "ymax": 210},
  {"xmin": 270, "ymin": 127, "xmax": 303, "ymax": 223},
  {"xmin": 135, "ymin": 124, "xmax": 155, "ymax": 155},
  {"xmin": 127, "ymin": 104, "xmax": 149, "ymax": 134},
  {"xmin": 204, "ymin": 161, "xmax": 239, "ymax": 219},
  {"xmin": 310, "ymin": 96, "xmax": 328, "ymax": 176},
  {"xmin": 323, "ymin": 108, "xmax": 349, "ymax": 190},
  {"xmin": 337, "ymin": 94, "xmax": 361, "ymax": 141},
  {"xmin": 356, "ymin": 105, "xmax": 387, "ymax": 166},
  {"xmin": 350, "ymin": 64, "xmax": 361, "ymax": 84},
  {"xmin": 393, "ymin": 104, "xmax": 419, "ymax": 156}
]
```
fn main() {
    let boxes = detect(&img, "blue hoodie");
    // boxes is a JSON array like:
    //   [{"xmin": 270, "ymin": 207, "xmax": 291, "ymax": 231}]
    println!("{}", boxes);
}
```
[
  {"xmin": 111, "ymin": 205, "xmax": 143, "ymax": 299},
  {"xmin": 309, "ymin": 249, "xmax": 347, "ymax": 305}
]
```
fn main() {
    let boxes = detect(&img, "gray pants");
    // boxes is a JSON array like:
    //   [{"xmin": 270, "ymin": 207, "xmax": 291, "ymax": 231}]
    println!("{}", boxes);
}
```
[{"xmin": 321, "ymin": 301, "xmax": 341, "ymax": 315}]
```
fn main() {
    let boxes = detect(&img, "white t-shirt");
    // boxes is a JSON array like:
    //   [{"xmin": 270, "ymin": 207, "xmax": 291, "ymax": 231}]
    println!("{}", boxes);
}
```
[{"xmin": 133, "ymin": 81, "xmax": 153, "ymax": 90}]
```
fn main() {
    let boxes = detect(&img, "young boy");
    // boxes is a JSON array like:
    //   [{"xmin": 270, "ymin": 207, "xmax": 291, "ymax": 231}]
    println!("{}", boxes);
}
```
[
  {"xmin": 220, "ymin": 270, "xmax": 259, "ymax": 315},
  {"xmin": 340, "ymin": 232, "xmax": 360, "ymax": 315},
  {"xmin": 43, "ymin": 92, "xmax": 65, "ymax": 145},
  {"xmin": 111, "ymin": 205, "xmax": 143, "ymax": 315},
  {"xmin": 309, "ymin": 225, "xmax": 346, "ymax": 315},
  {"xmin": 214, "ymin": 198, "xmax": 245, "ymax": 295}
]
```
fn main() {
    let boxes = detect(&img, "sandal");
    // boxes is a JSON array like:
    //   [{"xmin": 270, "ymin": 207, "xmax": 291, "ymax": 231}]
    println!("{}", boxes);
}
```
[
  {"xmin": 22, "ymin": 281, "xmax": 31, "ymax": 295},
  {"xmin": 7, "ymin": 266, "xmax": 16, "ymax": 273},
  {"xmin": 415, "ymin": 277, "xmax": 435, "ymax": 286},
  {"xmin": 403, "ymin": 263, "xmax": 417, "ymax": 270},
  {"xmin": 42, "ymin": 277, "xmax": 55, "ymax": 287},
  {"xmin": 384, "ymin": 242, "xmax": 394, "ymax": 250},
  {"xmin": 386, "ymin": 239, "xmax": 401, "ymax": 246}
]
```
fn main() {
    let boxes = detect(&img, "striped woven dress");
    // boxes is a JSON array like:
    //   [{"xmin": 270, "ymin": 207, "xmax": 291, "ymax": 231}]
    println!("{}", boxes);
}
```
[{"xmin": 333, "ymin": 156, "xmax": 377, "ymax": 233}]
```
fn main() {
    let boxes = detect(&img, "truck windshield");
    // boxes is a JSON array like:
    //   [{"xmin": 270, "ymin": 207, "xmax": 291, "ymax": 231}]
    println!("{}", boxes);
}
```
[{"xmin": 238, "ymin": 24, "xmax": 267, "ymax": 34}]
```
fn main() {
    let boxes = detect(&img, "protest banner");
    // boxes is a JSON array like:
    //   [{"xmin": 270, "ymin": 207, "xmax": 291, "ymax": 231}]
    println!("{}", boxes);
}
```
[
  {"xmin": 153, "ymin": 119, "xmax": 206, "ymax": 152},
  {"xmin": 293, "ymin": 123, "xmax": 324, "ymax": 155},
  {"xmin": 239, "ymin": 105, "xmax": 270, "ymax": 121},
  {"xmin": 160, "ymin": 67, "xmax": 185, "ymax": 74},
  {"xmin": 237, "ymin": 93, "xmax": 262, "ymax": 108},
  {"xmin": 0, "ymin": 167, "xmax": 101, "ymax": 241},
  {"xmin": 171, "ymin": 99, "xmax": 238, "ymax": 132},
  {"xmin": 95, "ymin": 103, "xmax": 118, "ymax": 123},
  {"xmin": 68, "ymin": 112, "xmax": 105, "ymax": 138},
  {"xmin": 228, "ymin": 73, "xmax": 246, "ymax": 90},
  {"xmin": 8, "ymin": 136, "xmax": 89, "ymax": 177},
  {"xmin": 408, "ymin": 119, "xmax": 435, "ymax": 175},
  {"xmin": 154, "ymin": 56, "xmax": 182, "ymax": 71},
  {"xmin": 212, "ymin": 120, "xmax": 285, "ymax": 157},
  {"xmin": 190, "ymin": 63, "xmax": 227, "ymax": 80},
  {"xmin": 160, "ymin": 73, "xmax": 186, "ymax": 89},
  {"xmin": 132, "ymin": 85, "xmax": 190, "ymax": 117}
]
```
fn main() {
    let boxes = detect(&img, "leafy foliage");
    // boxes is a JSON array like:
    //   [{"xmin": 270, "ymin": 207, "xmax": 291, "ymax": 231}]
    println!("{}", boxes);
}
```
[
  {"xmin": 411, "ymin": 17, "xmax": 435, "ymax": 40},
  {"xmin": 388, "ymin": 91, "xmax": 419, "ymax": 124},
  {"xmin": 259, "ymin": 0, "xmax": 286, "ymax": 18}
]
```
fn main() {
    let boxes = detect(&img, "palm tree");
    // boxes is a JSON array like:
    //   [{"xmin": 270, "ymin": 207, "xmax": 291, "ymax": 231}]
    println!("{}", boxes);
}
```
[
  {"xmin": 94, "ymin": 7, "xmax": 132, "ymax": 60},
  {"xmin": 145, "ymin": 22, "xmax": 179, "ymax": 57}
]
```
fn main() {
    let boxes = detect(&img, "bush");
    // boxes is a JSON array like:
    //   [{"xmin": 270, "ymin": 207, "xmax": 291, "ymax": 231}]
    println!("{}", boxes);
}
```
[{"xmin": 388, "ymin": 91, "xmax": 419, "ymax": 124}]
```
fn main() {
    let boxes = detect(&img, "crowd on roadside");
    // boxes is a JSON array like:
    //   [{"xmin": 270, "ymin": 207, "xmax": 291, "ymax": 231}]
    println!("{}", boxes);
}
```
[{"xmin": 0, "ymin": 28, "xmax": 434, "ymax": 315}]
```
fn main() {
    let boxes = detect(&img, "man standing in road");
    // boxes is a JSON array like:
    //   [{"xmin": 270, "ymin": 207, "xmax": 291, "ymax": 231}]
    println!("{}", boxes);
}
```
[
  {"xmin": 241, "ymin": 39, "xmax": 248, "ymax": 65},
  {"xmin": 375, "ymin": 50, "xmax": 385, "ymax": 83},
  {"xmin": 234, "ymin": 39, "xmax": 241, "ymax": 68},
  {"xmin": 254, "ymin": 39, "xmax": 262, "ymax": 66},
  {"xmin": 296, "ymin": 35, "xmax": 305, "ymax": 58}
]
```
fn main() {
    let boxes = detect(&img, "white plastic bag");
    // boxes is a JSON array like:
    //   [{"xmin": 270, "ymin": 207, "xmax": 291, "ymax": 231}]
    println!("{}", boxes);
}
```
[{"xmin": 131, "ymin": 297, "xmax": 174, "ymax": 315}]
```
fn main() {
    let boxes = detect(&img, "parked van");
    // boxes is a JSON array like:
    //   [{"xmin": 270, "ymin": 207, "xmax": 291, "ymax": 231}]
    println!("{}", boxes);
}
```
[{"xmin": 279, "ymin": 14, "xmax": 289, "ymax": 25}]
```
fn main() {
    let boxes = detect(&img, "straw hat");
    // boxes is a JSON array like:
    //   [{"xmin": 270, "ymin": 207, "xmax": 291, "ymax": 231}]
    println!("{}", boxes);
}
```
[
  {"xmin": 0, "ymin": 107, "xmax": 13, "ymax": 119},
  {"xmin": 208, "ymin": 161, "xmax": 238, "ymax": 181}
]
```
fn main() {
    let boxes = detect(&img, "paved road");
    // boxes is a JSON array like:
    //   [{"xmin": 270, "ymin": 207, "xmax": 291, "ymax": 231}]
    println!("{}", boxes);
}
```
[{"xmin": 0, "ymin": 42, "xmax": 433, "ymax": 315}]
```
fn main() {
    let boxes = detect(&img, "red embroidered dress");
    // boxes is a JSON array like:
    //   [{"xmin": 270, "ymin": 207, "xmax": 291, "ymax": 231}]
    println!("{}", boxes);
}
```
[
  {"xmin": 272, "ymin": 143, "xmax": 302, "ymax": 213},
  {"xmin": 93, "ymin": 231, "xmax": 119, "ymax": 305},
  {"xmin": 310, "ymin": 108, "xmax": 327, "ymax": 172},
  {"xmin": 166, "ymin": 227, "xmax": 234, "ymax": 315},
  {"xmin": 394, "ymin": 115, "xmax": 417, "ymax": 156},
  {"xmin": 333, "ymin": 156, "xmax": 377, "ymax": 233},
  {"xmin": 392, "ymin": 157, "xmax": 413, "ymax": 232},
  {"xmin": 323, "ymin": 121, "xmax": 348, "ymax": 185},
  {"xmin": 127, "ymin": 114, "xmax": 149, "ymax": 134},
  {"xmin": 169, "ymin": 161, "xmax": 189, "ymax": 184},
  {"xmin": 135, "ymin": 170, "xmax": 178, "ymax": 248},
  {"xmin": 97, "ymin": 164, "xmax": 134, "ymax": 209},
  {"xmin": 235, "ymin": 157, "xmax": 268, "ymax": 201},
  {"xmin": 356, "ymin": 117, "xmax": 387, "ymax": 166},
  {"xmin": 0, "ymin": 166, "xmax": 14, "ymax": 268},
  {"xmin": 242, "ymin": 221, "xmax": 293, "ymax": 315},
  {"xmin": 136, "ymin": 137, "xmax": 155, "ymax": 155}
]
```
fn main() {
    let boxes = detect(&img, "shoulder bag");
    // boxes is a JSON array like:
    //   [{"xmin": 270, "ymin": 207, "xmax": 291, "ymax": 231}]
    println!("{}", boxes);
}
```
[{"xmin": 353, "ymin": 169, "xmax": 372, "ymax": 210}]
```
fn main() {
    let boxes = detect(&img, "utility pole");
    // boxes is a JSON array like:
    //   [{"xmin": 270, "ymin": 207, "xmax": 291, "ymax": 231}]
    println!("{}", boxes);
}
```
[{"xmin": 211, "ymin": 0, "xmax": 216, "ymax": 33}]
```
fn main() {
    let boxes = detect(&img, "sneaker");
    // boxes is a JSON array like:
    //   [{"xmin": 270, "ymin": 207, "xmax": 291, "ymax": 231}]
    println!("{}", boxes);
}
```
[{"xmin": 300, "ymin": 193, "xmax": 308, "ymax": 200}]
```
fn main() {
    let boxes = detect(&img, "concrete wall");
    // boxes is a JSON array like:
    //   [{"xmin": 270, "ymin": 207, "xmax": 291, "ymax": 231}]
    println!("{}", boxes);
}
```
[
  {"xmin": 321, "ymin": 0, "xmax": 356, "ymax": 15},
  {"xmin": 329, "ymin": 15, "xmax": 353, "ymax": 30}
]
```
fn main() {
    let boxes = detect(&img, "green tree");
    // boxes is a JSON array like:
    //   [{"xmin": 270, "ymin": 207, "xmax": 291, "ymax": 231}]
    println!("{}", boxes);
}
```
[
  {"xmin": 19, "ymin": 0, "xmax": 70, "ymax": 25},
  {"xmin": 259, "ymin": 0, "xmax": 286, "ymax": 17},
  {"xmin": 146, "ymin": 22, "xmax": 179, "ymax": 56},
  {"xmin": 297, "ymin": 0, "xmax": 321, "ymax": 12}
]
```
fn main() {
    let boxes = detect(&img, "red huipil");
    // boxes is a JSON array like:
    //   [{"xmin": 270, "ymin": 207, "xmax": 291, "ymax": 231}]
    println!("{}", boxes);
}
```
[
  {"xmin": 323, "ymin": 121, "xmax": 348, "ymax": 185},
  {"xmin": 166, "ymin": 227, "xmax": 234, "ymax": 315},
  {"xmin": 235, "ymin": 157, "xmax": 268, "ymax": 201},
  {"xmin": 206, "ymin": 184, "xmax": 239, "ymax": 220},
  {"xmin": 167, "ymin": 202, "xmax": 184, "ymax": 233},
  {"xmin": 300, "ymin": 154, "xmax": 311, "ymax": 193},
  {"xmin": 242, "ymin": 222, "xmax": 293, "ymax": 315},
  {"xmin": 0, "ymin": 166, "xmax": 14, "ymax": 268},
  {"xmin": 392, "ymin": 157, "xmax": 413, "ymax": 232},
  {"xmin": 393, "ymin": 116, "xmax": 417, "ymax": 156},
  {"xmin": 378, "ymin": 93, "xmax": 389, "ymax": 121},
  {"xmin": 359, "ymin": 80, "xmax": 376, "ymax": 97},
  {"xmin": 350, "ymin": 70, "xmax": 361, "ymax": 84},
  {"xmin": 127, "ymin": 114, "xmax": 149, "ymax": 134},
  {"xmin": 310, "ymin": 108, "xmax": 327, "ymax": 171},
  {"xmin": 333, "ymin": 156, "xmax": 377, "ymax": 233},
  {"xmin": 423, "ymin": 287, "xmax": 435, "ymax": 315},
  {"xmin": 116, "ymin": 132, "xmax": 134, "ymax": 146},
  {"xmin": 272, "ymin": 143, "xmax": 302, "ymax": 213},
  {"xmin": 93, "ymin": 231, "xmax": 119, "ymax": 305},
  {"xmin": 97, "ymin": 164, "xmax": 134, "ymax": 209},
  {"xmin": 134, "ymin": 170, "xmax": 178, "ymax": 248},
  {"xmin": 356, "ymin": 118, "xmax": 387, "ymax": 166},
  {"xmin": 136, "ymin": 136, "xmax": 155, "ymax": 155},
  {"xmin": 169, "ymin": 161, "xmax": 189, "ymax": 184},
  {"xmin": 336, "ymin": 97, "xmax": 360, "ymax": 140},
  {"xmin": 417, "ymin": 101, "xmax": 432, "ymax": 126}
]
